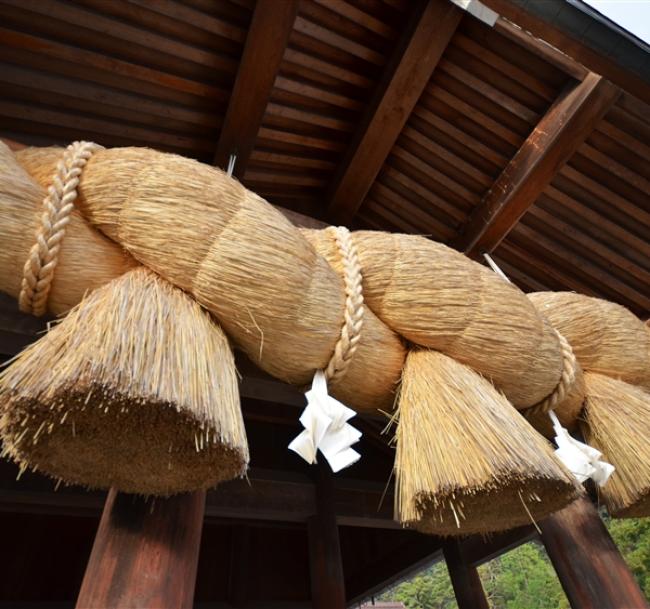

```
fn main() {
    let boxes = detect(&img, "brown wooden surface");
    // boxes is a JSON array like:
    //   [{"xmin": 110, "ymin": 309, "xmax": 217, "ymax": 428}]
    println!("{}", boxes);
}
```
[
  {"xmin": 540, "ymin": 497, "xmax": 649, "ymax": 609},
  {"xmin": 1, "ymin": 2, "xmax": 648, "ymax": 313},
  {"xmin": 327, "ymin": 0, "xmax": 462, "ymax": 224},
  {"xmin": 213, "ymin": 0, "xmax": 299, "ymax": 175},
  {"xmin": 75, "ymin": 489, "xmax": 206, "ymax": 609},
  {"xmin": 456, "ymin": 72, "xmax": 621, "ymax": 255},
  {"xmin": 482, "ymin": 0, "xmax": 650, "ymax": 106},
  {"xmin": 308, "ymin": 463, "xmax": 346, "ymax": 609},
  {"xmin": 443, "ymin": 539, "xmax": 490, "ymax": 609}
]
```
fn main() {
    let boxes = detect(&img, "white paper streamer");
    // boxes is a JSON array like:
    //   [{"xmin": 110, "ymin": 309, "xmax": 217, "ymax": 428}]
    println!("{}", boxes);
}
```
[
  {"xmin": 288, "ymin": 371, "xmax": 362, "ymax": 473},
  {"xmin": 550, "ymin": 410, "xmax": 614, "ymax": 486}
]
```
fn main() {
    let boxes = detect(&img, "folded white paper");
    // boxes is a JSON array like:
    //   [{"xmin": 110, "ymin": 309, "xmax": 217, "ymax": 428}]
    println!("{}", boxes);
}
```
[
  {"xmin": 288, "ymin": 370, "xmax": 362, "ymax": 473},
  {"xmin": 550, "ymin": 411, "xmax": 615, "ymax": 486}
]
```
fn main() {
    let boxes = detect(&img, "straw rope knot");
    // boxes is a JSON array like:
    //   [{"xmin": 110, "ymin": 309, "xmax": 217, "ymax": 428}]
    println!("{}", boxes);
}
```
[
  {"xmin": 19, "ymin": 141, "xmax": 102, "ymax": 316},
  {"xmin": 525, "ymin": 330, "xmax": 577, "ymax": 418},
  {"xmin": 324, "ymin": 226, "xmax": 364, "ymax": 385}
]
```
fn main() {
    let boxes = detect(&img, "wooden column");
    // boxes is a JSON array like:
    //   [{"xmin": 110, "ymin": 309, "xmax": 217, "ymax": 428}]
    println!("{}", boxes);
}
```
[
  {"xmin": 308, "ymin": 463, "xmax": 346, "ymax": 609},
  {"xmin": 540, "ymin": 497, "xmax": 649, "ymax": 609},
  {"xmin": 443, "ymin": 539, "xmax": 489, "ymax": 609},
  {"xmin": 76, "ymin": 488, "xmax": 206, "ymax": 609}
]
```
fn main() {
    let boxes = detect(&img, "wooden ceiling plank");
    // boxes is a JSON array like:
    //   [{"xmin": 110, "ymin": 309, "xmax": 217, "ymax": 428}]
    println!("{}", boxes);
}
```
[
  {"xmin": 327, "ymin": 0, "xmax": 462, "ymax": 225},
  {"xmin": 412, "ymin": 104, "xmax": 509, "ymax": 169},
  {"xmin": 527, "ymin": 205, "xmax": 650, "ymax": 289},
  {"xmin": 482, "ymin": 1, "xmax": 650, "ymax": 105},
  {"xmin": 541, "ymin": 189, "xmax": 650, "ymax": 268},
  {"xmin": 0, "ymin": 28, "xmax": 227, "ymax": 102},
  {"xmin": 424, "ymin": 85, "xmax": 523, "ymax": 147},
  {"xmin": 454, "ymin": 73, "xmax": 621, "ymax": 256},
  {"xmin": 213, "ymin": 0, "xmax": 299, "ymax": 175},
  {"xmin": 452, "ymin": 33, "xmax": 557, "ymax": 102},
  {"xmin": 511, "ymin": 223, "xmax": 650, "ymax": 311},
  {"xmin": 493, "ymin": 18, "xmax": 588, "ymax": 81}
]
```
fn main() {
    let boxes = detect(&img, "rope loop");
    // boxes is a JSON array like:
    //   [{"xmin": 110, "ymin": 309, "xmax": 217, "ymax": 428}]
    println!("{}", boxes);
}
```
[
  {"xmin": 525, "ymin": 330, "xmax": 577, "ymax": 418},
  {"xmin": 19, "ymin": 140, "xmax": 102, "ymax": 316},
  {"xmin": 324, "ymin": 226, "xmax": 364, "ymax": 385}
]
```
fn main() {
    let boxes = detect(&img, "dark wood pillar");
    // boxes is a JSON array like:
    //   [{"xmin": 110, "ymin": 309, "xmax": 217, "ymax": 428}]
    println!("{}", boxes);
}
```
[
  {"xmin": 76, "ymin": 488, "xmax": 206, "ymax": 609},
  {"xmin": 443, "ymin": 539, "xmax": 490, "ymax": 609},
  {"xmin": 540, "ymin": 497, "xmax": 649, "ymax": 609},
  {"xmin": 308, "ymin": 463, "xmax": 346, "ymax": 609}
]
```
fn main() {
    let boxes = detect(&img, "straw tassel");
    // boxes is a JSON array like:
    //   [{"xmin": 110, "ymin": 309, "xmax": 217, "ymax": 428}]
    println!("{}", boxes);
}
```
[
  {"xmin": 0, "ymin": 268, "xmax": 248, "ymax": 495},
  {"xmin": 580, "ymin": 373, "xmax": 650, "ymax": 518},
  {"xmin": 394, "ymin": 349, "xmax": 581, "ymax": 536}
]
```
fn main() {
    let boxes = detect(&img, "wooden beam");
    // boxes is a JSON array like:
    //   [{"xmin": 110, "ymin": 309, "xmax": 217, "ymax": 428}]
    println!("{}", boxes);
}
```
[
  {"xmin": 481, "ymin": 1, "xmax": 650, "ymax": 106},
  {"xmin": 76, "ymin": 489, "xmax": 206, "ymax": 609},
  {"xmin": 308, "ymin": 463, "xmax": 346, "ymax": 609},
  {"xmin": 455, "ymin": 73, "xmax": 620, "ymax": 256},
  {"xmin": 494, "ymin": 19, "xmax": 588, "ymax": 81},
  {"xmin": 327, "ymin": 0, "xmax": 462, "ymax": 225},
  {"xmin": 443, "ymin": 539, "xmax": 490, "ymax": 609},
  {"xmin": 0, "ymin": 465, "xmax": 399, "ymax": 529},
  {"xmin": 540, "ymin": 497, "xmax": 649, "ymax": 609},
  {"xmin": 213, "ymin": 0, "xmax": 299, "ymax": 176}
]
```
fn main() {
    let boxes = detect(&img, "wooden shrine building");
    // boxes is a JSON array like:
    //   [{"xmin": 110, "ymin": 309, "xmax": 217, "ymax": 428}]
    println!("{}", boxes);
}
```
[{"xmin": 0, "ymin": 0, "xmax": 649, "ymax": 607}]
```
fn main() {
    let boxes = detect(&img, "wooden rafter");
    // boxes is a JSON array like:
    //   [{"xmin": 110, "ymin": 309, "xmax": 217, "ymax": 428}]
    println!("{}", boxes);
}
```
[
  {"xmin": 213, "ymin": 0, "xmax": 299, "ymax": 176},
  {"xmin": 454, "ymin": 72, "xmax": 621, "ymax": 257},
  {"xmin": 481, "ymin": 0, "xmax": 650, "ymax": 106},
  {"xmin": 326, "ymin": 0, "xmax": 462, "ymax": 225}
]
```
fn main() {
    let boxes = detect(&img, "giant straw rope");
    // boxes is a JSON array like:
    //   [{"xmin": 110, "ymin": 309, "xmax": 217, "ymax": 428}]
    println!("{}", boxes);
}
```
[{"xmin": 4, "ymin": 143, "xmax": 650, "ymax": 427}]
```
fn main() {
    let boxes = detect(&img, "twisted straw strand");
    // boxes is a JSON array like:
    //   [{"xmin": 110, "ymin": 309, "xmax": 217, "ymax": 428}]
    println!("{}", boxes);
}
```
[
  {"xmin": 525, "ymin": 330, "xmax": 576, "ymax": 417},
  {"xmin": 324, "ymin": 226, "xmax": 364, "ymax": 385},
  {"xmin": 19, "ymin": 141, "xmax": 102, "ymax": 316}
]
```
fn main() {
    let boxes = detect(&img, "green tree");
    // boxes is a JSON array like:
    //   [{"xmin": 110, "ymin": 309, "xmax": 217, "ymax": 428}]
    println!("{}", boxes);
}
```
[
  {"xmin": 378, "ymin": 516, "xmax": 650, "ymax": 609},
  {"xmin": 606, "ymin": 516, "xmax": 650, "ymax": 598},
  {"xmin": 479, "ymin": 542, "xmax": 568, "ymax": 609}
]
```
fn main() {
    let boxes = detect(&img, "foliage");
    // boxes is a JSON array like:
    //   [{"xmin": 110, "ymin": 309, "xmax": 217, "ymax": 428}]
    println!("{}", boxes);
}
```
[{"xmin": 378, "ymin": 516, "xmax": 650, "ymax": 609}]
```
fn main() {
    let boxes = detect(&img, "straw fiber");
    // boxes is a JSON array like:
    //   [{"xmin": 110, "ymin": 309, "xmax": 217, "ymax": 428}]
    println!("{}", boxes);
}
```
[
  {"xmin": 529, "ymin": 292, "xmax": 650, "ymax": 389},
  {"xmin": 0, "ymin": 142, "xmax": 136, "ymax": 315},
  {"xmin": 395, "ymin": 349, "xmax": 580, "ymax": 536},
  {"xmin": 581, "ymin": 373, "xmax": 650, "ymax": 518},
  {"xmin": 351, "ymin": 231, "xmax": 563, "ymax": 408},
  {"xmin": 301, "ymin": 228, "xmax": 405, "ymax": 409},
  {"xmin": 17, "ymin": 147, "xmax": 377, "ymax": 406},
  {"xmin": 0, "ymin": 268, "xmax": 248, "ymax": 495}
]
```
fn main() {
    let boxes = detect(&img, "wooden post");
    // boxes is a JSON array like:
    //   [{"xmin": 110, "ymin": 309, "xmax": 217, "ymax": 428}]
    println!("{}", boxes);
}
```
[
  {"xmin": 76, "ymin": 488, "xmax": 206, "ymax": 609},
  {"xmin": 308, "ymin": 463, "xmax": 346, "ymax": 609},
  {"xmin": 443, "ymin": 539, "xmax": 490, "ymax": 609},
  {"xmin": 540, "ymin": 497, "xmax": 649, "ymax": 609}
]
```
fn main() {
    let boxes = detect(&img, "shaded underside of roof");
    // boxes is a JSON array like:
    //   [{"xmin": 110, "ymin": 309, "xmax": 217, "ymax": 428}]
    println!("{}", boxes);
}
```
[{"xmin": 0, "ymin": 0, "xmax": 647, "ymax": 317}]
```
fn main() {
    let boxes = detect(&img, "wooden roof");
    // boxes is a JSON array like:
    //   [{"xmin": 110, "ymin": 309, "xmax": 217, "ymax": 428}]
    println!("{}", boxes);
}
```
[{"xmin": 0, "ymin": 0, "xmax": 648, "ymax": 316}]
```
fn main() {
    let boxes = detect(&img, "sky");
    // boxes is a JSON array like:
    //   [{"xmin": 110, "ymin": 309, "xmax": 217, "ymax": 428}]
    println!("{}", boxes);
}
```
[{"xmin": 584, "ymin": 0, "xmax": 650, "ymax": 45}]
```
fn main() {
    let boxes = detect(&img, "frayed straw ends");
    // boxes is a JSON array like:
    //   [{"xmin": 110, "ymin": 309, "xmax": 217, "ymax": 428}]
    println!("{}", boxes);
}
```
[
  {"xmin": 395, "ymin": 350, "xmax": 581, "ymax": 536},
  {"xmin": 581, "ymin": 373, "xmax": 650, "ymax": 518},
  {"xmin": 0, "ymin": 268, "xmax": 248, "ymax": 495}
]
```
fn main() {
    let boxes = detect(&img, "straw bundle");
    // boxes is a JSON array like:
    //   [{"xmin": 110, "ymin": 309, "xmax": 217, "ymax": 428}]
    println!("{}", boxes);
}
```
[
  {"xmin": 0, "ymin": 142, "xmax": 136, "ymax": 315},
  {"xmin": 0, "ymin": 268, "xmax": 248, "ymax": 495},
  {"xmin": 351, "ymin": 231, "xmax": 563, "ymax": 409},
  {"xmin": 528, "ymin": 292, "xmax": 650, "ymax": 389},
  {"xmin": 301, "ymin": 228, "xmax": 405, "ymax": 410},
  {"xmin": 395, "ymin": 349, "xmax": 580, "ymax": 536},
  {"xmin": 580, "ymin": 373, "xmax": 650, "ymax": 518},
  {"xmin": 14, "ymin": 146, "xmax": 395, "ymax": 412}
]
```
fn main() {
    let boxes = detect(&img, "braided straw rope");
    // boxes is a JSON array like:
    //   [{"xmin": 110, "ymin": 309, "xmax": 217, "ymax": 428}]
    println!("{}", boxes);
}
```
[
  {"xmin": 19, "ymin": 141, "xmax": 102, "ymax": 316},
  {"xmin": 324, "ymin": 226, "xmax": 365, "ymax": 385},
  {"xmin": 525, "ymin": 330, "xmax": 577, "ymax": 417}
]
